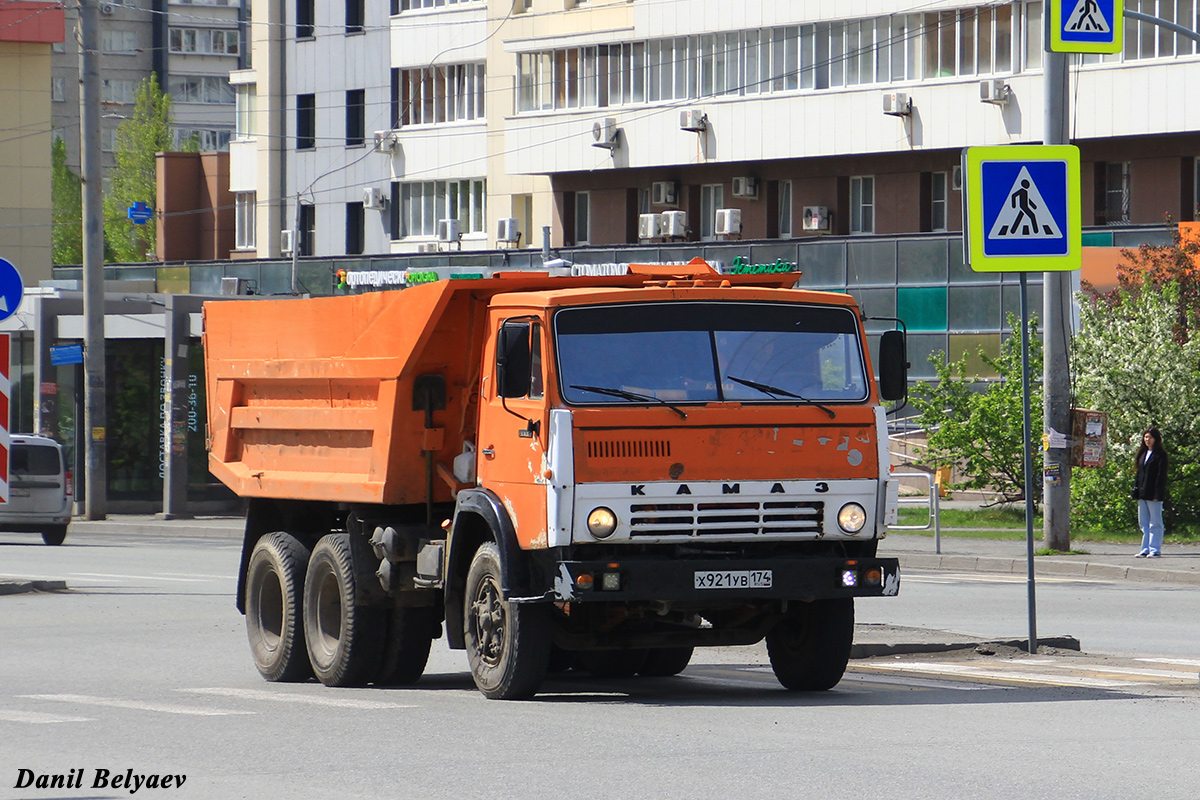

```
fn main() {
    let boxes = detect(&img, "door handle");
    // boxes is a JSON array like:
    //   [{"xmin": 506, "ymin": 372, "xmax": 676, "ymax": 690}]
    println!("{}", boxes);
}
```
[{"xmin": 481, "ymin": 447, "xmax": 496, "ymax": 459}]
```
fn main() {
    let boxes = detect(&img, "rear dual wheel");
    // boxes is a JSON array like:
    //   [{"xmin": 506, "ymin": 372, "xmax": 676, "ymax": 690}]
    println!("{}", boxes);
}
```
[
  {"xmin": 303, "ymin": 533, "xmax": 385, "ymax": 687},
  {"xmin": 245, "ymin": 532, "xmax": 313, "ymax": 683}
]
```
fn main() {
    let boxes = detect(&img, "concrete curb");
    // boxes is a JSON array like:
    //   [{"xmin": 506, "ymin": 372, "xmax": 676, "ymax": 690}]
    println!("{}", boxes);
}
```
[
  {"xmin": 851, "ymin": 635, "xmax": 1081, "ymax": 659},
  {"xmin": 894, "ymin": 552, "xmax": 1200, "ymax": 586},
  {"xmin": 0, "ymin": 579, "xmax": 69, "ymax": 596}
]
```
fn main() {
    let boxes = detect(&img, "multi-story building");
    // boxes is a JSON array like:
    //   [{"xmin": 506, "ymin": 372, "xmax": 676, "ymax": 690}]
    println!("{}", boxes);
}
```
[{"xmin": 50, "ymin": 0, "xmax": 244, "ymax": 180}]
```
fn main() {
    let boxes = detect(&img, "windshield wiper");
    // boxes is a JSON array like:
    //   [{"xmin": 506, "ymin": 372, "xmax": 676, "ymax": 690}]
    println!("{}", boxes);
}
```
[
  {"xmin": 569, "ymin": 384, "xmax": 688, "ymax": 419},
  {"xmin": 725, "ymin": 375, "xmax": 836, "ymax": 418}
]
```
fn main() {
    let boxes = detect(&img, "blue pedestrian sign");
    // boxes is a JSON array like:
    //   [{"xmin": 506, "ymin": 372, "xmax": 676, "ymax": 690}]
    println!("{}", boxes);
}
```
[
  {"xmin": 1051, "ymin": 0, "xmax": 1123, "ymax": 54},
  {"xmin": 127, "ymin": 202, "xmax": 154, "ymax": 225},
  {"xmin": 963, "ymin": 145, "xmax": 1081, "ymax": 272},
  {"xmin": 0, "ymin": 257, "xmax": 24, "ymax": 322}
]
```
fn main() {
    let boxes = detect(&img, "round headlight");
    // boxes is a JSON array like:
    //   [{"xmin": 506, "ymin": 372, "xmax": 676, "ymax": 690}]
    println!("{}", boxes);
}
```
[
  {"xmin": 587, "ymin": 507, "xmax": 618, "ymax": 539},
  {"xmin": 837, "ymin": 503, "xmax": 867, "ymax": 534}
]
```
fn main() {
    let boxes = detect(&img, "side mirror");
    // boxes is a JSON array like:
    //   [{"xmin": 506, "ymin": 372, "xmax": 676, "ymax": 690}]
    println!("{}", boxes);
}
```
[
  {"xmin": 496, "ymin": 321, "xmax": 532, "ymax": 398},
  {"xmin": 878, "ymin": 330, "xmax": 908, "ymax": 402}
]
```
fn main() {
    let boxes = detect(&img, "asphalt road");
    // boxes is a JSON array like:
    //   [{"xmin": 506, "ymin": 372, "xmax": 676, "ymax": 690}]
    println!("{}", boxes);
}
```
[{"xmin": 2, "ymin": 528, "xmax": 1198, "ymax": 800}]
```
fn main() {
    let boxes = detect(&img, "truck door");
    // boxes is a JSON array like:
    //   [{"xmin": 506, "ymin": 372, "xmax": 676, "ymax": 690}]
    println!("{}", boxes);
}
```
[{"xmin": 476, "ymin": 316, "xmax": 550, "ymax": 550}]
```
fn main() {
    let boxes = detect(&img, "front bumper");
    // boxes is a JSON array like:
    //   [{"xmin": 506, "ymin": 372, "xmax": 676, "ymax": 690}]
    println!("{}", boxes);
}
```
[{"xmin": 546, "ymin": 555, "xmax": 900, "ymax": 603}]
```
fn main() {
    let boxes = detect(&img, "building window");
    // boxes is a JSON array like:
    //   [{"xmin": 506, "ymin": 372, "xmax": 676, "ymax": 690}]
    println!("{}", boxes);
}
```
[
  {"xmin": 101, "ymin": 128, "xmax": 117, "ymax": 153},
  {"xmin": 297, "ymin": 0, "xmax": 315, "ymax": 38},
  {"xmin": 700, "ymin": 184, "xmax": 723, "ymax": 239},
  {"xmin": 236, "ymin": 193, "xmax": 257, "ymax": 249},
  {"xmin": 850, "ymin": 175, "xmax": 874, "ymax": 234},
  {"xmin": 297, "ymin": 93, "xmax": 316, "ymax": 150},
  {"xmin": 395, "ymin": 179, "xmax": 486, "ymax": 238},
  {"xmin": 235, "ymin": 84, "xmax": 257, "ymax": 138},
  {"xmin": 931, "ymin": 171, "xmax": 948, "ymax": 231},
  {"xmin": 346, "ymin": 0, "xmax": 365, "ymax": 33},
  {"xmin": 1097, "ymin": 161, "xmax": 1131, "ymax": 225},
  {"xmin": 779, "ymin": 180, "xmax": 793, "ymax": 238},
  {"xmin": 299, "ymin": 203, "xmax": 316, "ymax": 255},
  {"xmin": 397, "ymin": 64, "xmax": 486, "ymax": 125},
  {"xmin": 51, "ymin": 76, "xmax": 66, "ymax": 102},
  {"xmin": 102, "ymin": 30, "xmax": 139, "ymax": 54},
  {"xmin": 167, "ymin": 75, "xmax": 235, "ymax": 104},
  {"xmin": 168, "ymin": 28, "xmax": 239, "ymax": 55},
  {"xmin": 346, "ymin": 202, "xmax": 365, "ymax": 254},
  {"xmin": 101, "ymin": 79, "xmax": 138, "ymax": 104},
  {"xmin": 345, "ymin": 89, "xmax": 365, "ymax": 146},
  {"xmin": 174, "ymin": 128, "xmax": 232, "ymax": 151},
  {"xmin": 574, "ymin": 192, "xmax": 590, "ymax": 245},
  {"xmin": 400, "ymin": 0, "xmax": 481, "ymax": 9}
]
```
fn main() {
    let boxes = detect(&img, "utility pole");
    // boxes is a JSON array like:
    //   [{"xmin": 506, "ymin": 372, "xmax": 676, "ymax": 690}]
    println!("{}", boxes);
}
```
[
  {"xmin": 78, "ymin": 0, "xmax": 106, "ymax": 519},
  {"xmin": 1042, "ymin": 49, "xmax": 1071, "ymax": 552}
]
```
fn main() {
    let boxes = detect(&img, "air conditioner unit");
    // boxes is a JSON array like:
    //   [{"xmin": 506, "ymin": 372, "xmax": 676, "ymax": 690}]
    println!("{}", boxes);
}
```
[
  {"xmin": 951, "ymin": 164, "xmax": 963, "ymax": 192},
  {"xmin": 714, "ymin": 208, "xmax": 741, "ymax": 236},
  {"xmin": 417, "ymin": 242, "xmax": 440, "ymax": 253},
  {"xmin": 374, "ymin": 130, "xmax": 399, "ymax": 152},
  {"xmin": 497, "ymin": 217, "xmax": 520, "ymax": 244},
  {"xmin": 280, "ymin": 229, "xmax": 295, "ymax": 254},
  {"xmin": 661, "ymin": 210, "xmax": 687, "ymax": 238},
  {"xmin": 802, "ymin": 206, "xmax": 830, "ymax": 231},
  {"xmin": 437, "ymin": 218, "xmax": 461, "ymax": 242},
  {"xmin": 220, "ymin": 277, "xmax": 249, "ymax": 296},
  {"xmin": 100, "ymin": 3, "xmax": 115, "ymax": 15},
  {"xmin": 882, "ymin": 92, "xmax": 911, "ymax": 116},
  {"xmin": 679, "ymin": 109, "xmax": 707, "ymax": 132},
  {"xmin": 731, "ymin": 176, "xmax": 758, "ymax": 199},
  {"xmin": 363, "ymin": 186, "xmax": 387, "ymax": 210},
  {"xmin": 651, "ymin": 181, "xmax": 677, "ymax": 206},
  {"xmin": 980, "ymin": 79, "xmax": 1010, "ymax": 105},
  {"xmin": 591, "ymin": 117, "xmax": 619, "ymax": 149},
  {"xmin": 638, "ymin": 213, "xmax": 662, "ymax": 240}
]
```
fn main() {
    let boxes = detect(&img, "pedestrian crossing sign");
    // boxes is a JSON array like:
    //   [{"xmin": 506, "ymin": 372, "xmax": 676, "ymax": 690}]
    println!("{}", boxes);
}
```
[
  {"xmin": 963, "ymin": 145, "xmax": 1081, "ymax": 272},
  {"xmin": 1051, "ymin": 0, "xmax": 1123, "ymax": 54}
]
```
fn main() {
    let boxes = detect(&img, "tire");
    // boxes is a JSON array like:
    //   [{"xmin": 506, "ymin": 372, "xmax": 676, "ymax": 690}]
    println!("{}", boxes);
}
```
[
  {"xmin": 41, "ymin": 526, "xmax": 68, "ymax": 546},
  {"xmin": 579, "ymin": 648, "xmax": 649, "ymax": 678},
  {"xmin": 546, "ymin": 645, "xmax": 577, "ymax": 674},
  {"xmin": 303, "ymin": 533, "xmax": 384, "ymax": 687},
  {"xmin": 245, "ymin": 532, "xmax": 313, "ymax": 683},
  {"xmin": 638, "ymin": 646, "xmax": 694, "ymax": 677},
  {"xmin": 766, "ymin": 598, "xmax": 855, "ymax": 691},
  {"xmin": 374, "ymin": 606, "xmax": 437, "ymax": 686},
  {"xmin": 463, "ymin": 542, "xmax": 551, "ymax": 700}
]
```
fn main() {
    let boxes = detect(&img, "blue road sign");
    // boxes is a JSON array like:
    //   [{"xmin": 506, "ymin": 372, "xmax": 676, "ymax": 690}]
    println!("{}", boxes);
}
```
[
  {"xmin": 127, "ymin": 201, "xmax": 154, "ymax": 225},
  {"xmin": 1051, "ymin": 0, "xmax": 1123, "ymax": 54},
  {"xmin": 50, "ymin": 344, "xmax": 84, "ymax": 366},
  {"xmin": 0, "ymin": 258, "xmax": 24, "ymax": 322},
  {"xmin": 981, "ymin": 160, "xmax": 1070, "ymax": 257}
]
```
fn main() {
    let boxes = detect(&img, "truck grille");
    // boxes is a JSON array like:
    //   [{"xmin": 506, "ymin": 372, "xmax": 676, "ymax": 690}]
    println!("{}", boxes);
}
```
[
  {"xmin": 628, "ymin": 500, "xmax": 824, "ymax": 537},
  {"xmin": 586, "ymin": 439, "xmax": 672, "ymax": 459}
]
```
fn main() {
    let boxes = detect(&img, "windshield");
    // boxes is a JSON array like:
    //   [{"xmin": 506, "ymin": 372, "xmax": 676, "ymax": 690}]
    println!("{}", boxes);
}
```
[{"xmin": 555, "ymin": 301, "xmax": 868, "ymax": 405}]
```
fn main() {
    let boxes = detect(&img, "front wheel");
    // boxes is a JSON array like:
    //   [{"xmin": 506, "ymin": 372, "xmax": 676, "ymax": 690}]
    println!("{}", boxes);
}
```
[
  {"xmin": 303, "ymin": 533, "xmax": 384, "ymax": 687},
  {"xmin": 41, "ymin": 526, "xmax": 68, "ymax": 546},
  {"xmin": 464, "ymin": 542, "xmax": 551, "ymax": 700},
  {"xmin": 245, "ymin": 532, "xmax": 312, "ymax": 682},
  {"xmin": 766, "ymin": 598, "xmax": 854, "ymax": 691}
]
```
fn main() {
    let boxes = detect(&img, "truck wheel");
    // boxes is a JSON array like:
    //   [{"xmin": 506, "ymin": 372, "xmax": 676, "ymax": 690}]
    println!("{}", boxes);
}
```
[
  {"xmin": 41, "ymin": 526, "xmax": 68, "ymax": 546},
  {"xmin": 245, "ymin": 532, "xmax": 313, "ymax": 682},
  {"xmin": 464, "ymin": 542, "xmax": 551, "ymax": 700},
  {"xmin": 375, "ymin": 606, "xmax": 437, "ymax": 686},
  {"xmin": 579, "ymin": 649, "xmax": 649, "ymax": 678},
  {"xmin": 766, "ymin": 598, "xmax": 854, "ymax": 691},
  {"xmin": 638, "ymin": 646, "xmax": 694, "ymax": 677},
  {"xmin": 303, "ymin": 533, "xmax": 384, "ymax": 687}
]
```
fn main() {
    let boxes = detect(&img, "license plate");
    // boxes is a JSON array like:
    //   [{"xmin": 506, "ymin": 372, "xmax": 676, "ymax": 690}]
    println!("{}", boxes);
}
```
[
  {"xmin": 694, "ymin": 570, "xmax": 773, "ymax": 590},
  {"xmin": 9, "ymin": 488, "xmax": 29, "ymax": 498}
]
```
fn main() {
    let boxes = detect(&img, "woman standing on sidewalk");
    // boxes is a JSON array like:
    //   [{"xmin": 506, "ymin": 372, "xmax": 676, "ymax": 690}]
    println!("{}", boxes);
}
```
[{"xmin": 1133, "ymin": 427, "xmax": 1168, "ymax": 558}]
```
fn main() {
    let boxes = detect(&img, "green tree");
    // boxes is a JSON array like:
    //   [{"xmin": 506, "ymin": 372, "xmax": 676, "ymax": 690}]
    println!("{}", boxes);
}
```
[
  {"xmin": 102, "ymin": 74, "xmax": 177, "ymax": 263},
  {"xmin": 1072, "ymin": 280, "xmax": 1200, "ymax": 536},
  {"xmin": 50, "ymin": 136, "xmax": 84, "ymax": 266},
  {"xmin": 910, "ymin": 314, "xmax": 1042, "ymax": 505}
]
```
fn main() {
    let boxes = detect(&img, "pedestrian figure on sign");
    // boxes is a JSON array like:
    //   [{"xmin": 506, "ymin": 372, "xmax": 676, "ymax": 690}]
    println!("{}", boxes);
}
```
[
  {"xmin": 1069, "ymin": 0, "xmax": 1104, "ymax": 31},
  {"xmin": 1132, "ymin": 427, "xmax": 1168, "ymax": 558},
  {"xmin": 1005, "ymin": 179, "xmax": 1040, "ymax": 236}
]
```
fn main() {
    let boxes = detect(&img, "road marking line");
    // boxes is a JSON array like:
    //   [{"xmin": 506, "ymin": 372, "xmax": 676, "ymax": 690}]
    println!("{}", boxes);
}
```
[
  {"xmin": 20, "ymin": 694, "xmax": 255, "ymax": 716},
  {"xmin": 1138, "ymin": 657, "xmax": 1200, "ymax": 668},
  {"xmin": 1069, "ymin": 665, "xmax": 1199, "ymax": 681},
  {"xmin": 0, "ymin": 709, "xmax": 92, "ymax": 724},
  {"xmin": 181, "ymin": 687, "xmax": 416, "ymax": 709},
  {"xmin": 66, "ymin": 572, "xmax": 217, "ymax": 583},
  {"xmin": 859, "ymin": 662, "xmax": 1129, "ymax": 688}
]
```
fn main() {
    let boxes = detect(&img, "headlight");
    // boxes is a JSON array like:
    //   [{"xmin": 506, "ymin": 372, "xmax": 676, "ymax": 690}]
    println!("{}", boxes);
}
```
[
  {"xmin": 587, "ymin": 507, "xmax": 618, "ymax": 538},
  {"xmin": 837, "ymin": 503, "xmax": 867, "ymax": 534}
]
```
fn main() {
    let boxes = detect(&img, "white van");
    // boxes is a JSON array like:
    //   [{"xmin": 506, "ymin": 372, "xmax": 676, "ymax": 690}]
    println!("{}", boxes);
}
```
[{"xmin": 1, "ymin": 435, "xmax": 72, "ymax": 545}]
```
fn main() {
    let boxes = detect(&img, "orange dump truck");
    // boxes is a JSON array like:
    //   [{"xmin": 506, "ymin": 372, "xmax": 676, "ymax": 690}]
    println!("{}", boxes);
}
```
[{"xmin": 204, "ymin": 259, "xmax": 907, "ymax": 699}]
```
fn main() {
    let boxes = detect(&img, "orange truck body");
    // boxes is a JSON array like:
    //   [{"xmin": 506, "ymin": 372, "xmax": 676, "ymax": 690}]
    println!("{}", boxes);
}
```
[{"xmin": 205, "ymin": 260, "xmax": 904, "ymax": 698}]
